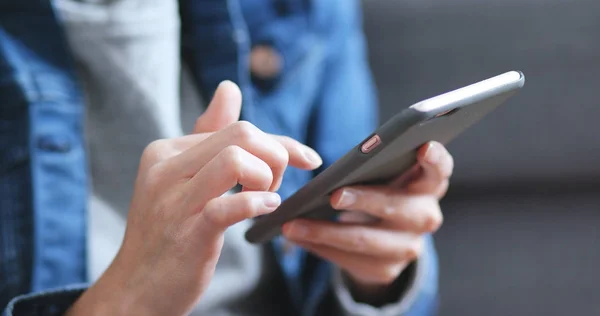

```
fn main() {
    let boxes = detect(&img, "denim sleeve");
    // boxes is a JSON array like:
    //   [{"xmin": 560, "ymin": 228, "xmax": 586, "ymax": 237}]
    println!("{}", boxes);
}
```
[
  {"xmin": 331, "ymin": 236, "xmax": 439, "ymax": 316},
  {"xmin": 2, "ymin": 285, "xmax": 87, "ymax": 316},
  {"xmin": 307, "ymin": 1, "xmax": 439, "ymax": 315}
]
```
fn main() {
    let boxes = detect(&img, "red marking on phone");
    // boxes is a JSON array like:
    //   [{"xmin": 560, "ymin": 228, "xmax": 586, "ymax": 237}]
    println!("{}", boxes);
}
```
[
  {"xmin": 435, "ymin": 108, "xmax": 459, "ymax": 117},
  {"xmin": 361, "ymin": 135, "xmax": 382, "ymax": 154}
]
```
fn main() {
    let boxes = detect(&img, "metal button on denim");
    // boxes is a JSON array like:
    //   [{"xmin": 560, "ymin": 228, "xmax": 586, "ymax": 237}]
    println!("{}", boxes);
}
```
[{"xmin": 250, "ymin": 45, "xmax": 282, "ymax": 79}]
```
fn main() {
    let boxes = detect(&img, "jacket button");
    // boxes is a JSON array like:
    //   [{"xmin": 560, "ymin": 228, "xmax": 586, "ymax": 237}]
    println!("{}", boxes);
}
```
[
  {"xmin": 37, "ymin": 135, "xmax": 72, "ymax": 153},
  {"xmin": 250, "ymin": 45, "xmax": 282, "ymax": 79}
]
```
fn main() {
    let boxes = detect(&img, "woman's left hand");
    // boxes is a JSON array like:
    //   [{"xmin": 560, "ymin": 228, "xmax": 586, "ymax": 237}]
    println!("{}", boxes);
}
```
[{"xmin": 282, "ymin": 141, "xmax": 453, "ymax": 298}]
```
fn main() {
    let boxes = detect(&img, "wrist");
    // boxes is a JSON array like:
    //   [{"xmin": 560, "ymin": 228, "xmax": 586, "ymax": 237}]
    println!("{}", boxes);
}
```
[
  {"xmin": 344, "ymin": 276, "xmax": 398, "ymax": 307},
  {"xmin": 66, "ymin": 254, "xmax": 160, "ymax": 316},
  {"xmin": 344, "ymin": 262, "xmax": 417, "ymax": 307}
]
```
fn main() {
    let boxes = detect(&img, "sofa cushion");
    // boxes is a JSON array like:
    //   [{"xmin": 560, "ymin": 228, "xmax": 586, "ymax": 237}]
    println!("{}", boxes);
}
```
[
  {"xmin": 436, "ymin": 193, "xmax": 600, "ymax": 316},
  {"xmin": 363, "ymin": 0, "xmax": 600, "ymax": 187}
]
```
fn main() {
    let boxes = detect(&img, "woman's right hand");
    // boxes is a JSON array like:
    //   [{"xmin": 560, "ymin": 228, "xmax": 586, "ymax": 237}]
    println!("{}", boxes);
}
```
[{"xmin": 66, "ymin": 81, "xmax": 323, "ymax": 316}]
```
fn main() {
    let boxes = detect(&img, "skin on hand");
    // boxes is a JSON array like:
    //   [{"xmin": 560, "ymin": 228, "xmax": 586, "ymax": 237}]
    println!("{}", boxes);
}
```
[
  {"xmin": 283, "ymin": 141, "xmax": 454, "ymax": 302},
  {"xmin": 66, "ymin": 81, "xmax": 323, "ymax": 316}
]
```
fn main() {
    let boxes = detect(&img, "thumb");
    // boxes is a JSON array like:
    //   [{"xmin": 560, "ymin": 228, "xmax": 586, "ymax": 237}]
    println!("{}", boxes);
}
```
[{"xmin": 194, "ymin": 80, "xmax": 242, "ymax": 133}]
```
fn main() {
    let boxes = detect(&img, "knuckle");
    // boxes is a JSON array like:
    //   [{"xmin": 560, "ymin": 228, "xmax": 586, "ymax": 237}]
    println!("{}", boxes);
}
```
[
  {"xmin": 221, "ymin": 145, "xmax": 245, "ymax": 174},
  {"xmin": 424, "ymin": 207, "xmax": 444, "ymax": 232},
  {"xmin": 274, "ymin": 136, "xmax": 293, "ymax": 159},
  {"xmin": 141, "ymin": 139, "xmax": 167, "ymax": 165},
  {"xmin": 145, "ymin": 139, "xmax": 165, "ymax": 153},
  {"xmin": 273, "ymin": 144, "xmax": 289, "ymax": 168},
  {"xmin": 220, "ymin": 145, "xmax": 273, "ymax": 190},
  {"xmin": 238, "ymin": 194, "xmax": 259, "ymax": 218},
  {"xmin": 232, "ymin": 121, "xmax": 260, "ymax": 142},
  {"xmin": 222, "ymin": 144, "xmax": 244, "ymax": 159},
  {"xmin": 278, "ymin": 135, "xmax": 295, "ymax": 144},
  {"xmin": 257, "ymin": 164, "xmax": 274, "ymax": 190},
  {"xmin": 201, "ymin": 199, "xmax": 226, "ymax": 228}
]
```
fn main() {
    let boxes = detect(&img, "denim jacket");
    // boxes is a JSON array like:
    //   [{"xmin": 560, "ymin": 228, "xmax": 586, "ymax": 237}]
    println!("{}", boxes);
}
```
[{"xmin": 0, "ymin": 0, "xmax": 438, "ymax": 315}]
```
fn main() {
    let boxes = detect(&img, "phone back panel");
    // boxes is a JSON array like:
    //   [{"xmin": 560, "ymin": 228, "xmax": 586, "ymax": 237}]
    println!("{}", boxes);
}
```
[{"xmin": 246, "ymin": 72, "xmax": 525, "ymax": 243}]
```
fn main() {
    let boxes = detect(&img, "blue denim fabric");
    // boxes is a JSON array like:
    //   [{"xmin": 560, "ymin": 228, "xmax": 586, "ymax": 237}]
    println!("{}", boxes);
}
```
[
  {"xmin": 0, "ymin": 0, "xmax": 438, "ymax": 315},
  {"xmin": 0, "ymin": 1, "xmax": 87, "ymax": 308},
  {"xmin": 2, "ymin": 285, "xmax": 86, "ymax": 316}
]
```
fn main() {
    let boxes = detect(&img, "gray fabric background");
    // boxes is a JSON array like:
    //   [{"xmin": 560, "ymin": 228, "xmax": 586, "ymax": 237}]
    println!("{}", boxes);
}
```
[{"xmin": 362, "ymin": 0, "xmax": 600, "ymax": 315}]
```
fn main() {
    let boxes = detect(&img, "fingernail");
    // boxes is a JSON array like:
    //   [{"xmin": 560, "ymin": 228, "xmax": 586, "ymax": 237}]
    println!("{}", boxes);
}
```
[
  {"xmin": 285, "ymin": 222, "xmax": 308, "ymax": 238},
  {"xmin": 262, "ymin": 193, "xmax": 281, "ymax": 209},
  {"xmin": 336, "ymin": 188, "xmax": 358, "ymax": 209},
  {"xmin": 303, "ymin": 148, "xmax": 323, "ymax": 166},
  {"xmin": 218, "ymin": 80, "xmax": 233, "ymax": 89},
  {"xmin": 424, "ymin": 142, "xmax": 442, "ymax": 164}
]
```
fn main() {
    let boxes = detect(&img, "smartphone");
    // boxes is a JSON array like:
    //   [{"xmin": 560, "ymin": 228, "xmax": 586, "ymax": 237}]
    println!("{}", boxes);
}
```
[{"xmin": 245, "ymin": 71, "xmax": 525, "ymax": 243}]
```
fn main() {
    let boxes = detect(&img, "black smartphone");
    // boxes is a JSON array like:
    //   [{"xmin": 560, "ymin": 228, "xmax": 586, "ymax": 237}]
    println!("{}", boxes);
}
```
[{"xmin": 246, "ymin": 71, "xmax": 525, "ymax": 243}]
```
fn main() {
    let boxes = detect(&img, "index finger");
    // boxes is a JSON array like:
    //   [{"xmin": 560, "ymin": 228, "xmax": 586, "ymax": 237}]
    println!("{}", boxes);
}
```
[
  {"xmin": 164, "ymin": 122, "xmax": 323, "ymax": 191},
  {"xmin": 271, "ymin": 135, "xmax": 323, "ymax": 170},
  {"xmin": 161, "ymin": 133, "xmax": 323, "ymax": 171}
]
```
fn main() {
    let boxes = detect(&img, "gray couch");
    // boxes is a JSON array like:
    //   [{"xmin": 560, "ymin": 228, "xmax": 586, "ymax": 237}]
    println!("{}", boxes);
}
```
[{"xmin": 362, "ymin": 1, "xmax": 600, "ymax": 315}]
